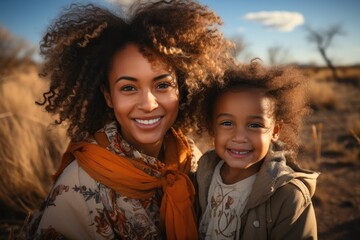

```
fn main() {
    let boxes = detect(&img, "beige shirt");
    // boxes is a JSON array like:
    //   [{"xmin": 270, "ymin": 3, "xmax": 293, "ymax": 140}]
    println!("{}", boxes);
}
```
[{"xmin": 199, "ymin": 160, "xmax": 257, "ymax": 240}]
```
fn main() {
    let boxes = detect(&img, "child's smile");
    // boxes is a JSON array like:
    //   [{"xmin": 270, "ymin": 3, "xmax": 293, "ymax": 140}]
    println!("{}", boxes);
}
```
[{"xmin": 212, "ymin": 88, "xmax": 281, "ymax": 180}]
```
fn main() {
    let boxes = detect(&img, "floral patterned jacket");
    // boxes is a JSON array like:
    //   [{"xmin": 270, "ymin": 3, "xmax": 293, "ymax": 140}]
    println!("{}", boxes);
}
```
[{"xmin": 27, "ymin": 122, "xmax": 201, "ymax": 240}]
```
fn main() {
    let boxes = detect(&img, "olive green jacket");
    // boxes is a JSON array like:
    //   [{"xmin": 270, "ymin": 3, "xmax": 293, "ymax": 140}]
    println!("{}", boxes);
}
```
[{"xmin": 196, "ymin": 145, "xmax": 319, "ymax": 240}]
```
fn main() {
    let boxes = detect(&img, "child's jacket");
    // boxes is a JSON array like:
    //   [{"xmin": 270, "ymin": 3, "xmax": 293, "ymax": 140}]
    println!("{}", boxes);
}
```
[{"xmin": 196, "ymin": 144, "xmax": 319, "ymax": 240}]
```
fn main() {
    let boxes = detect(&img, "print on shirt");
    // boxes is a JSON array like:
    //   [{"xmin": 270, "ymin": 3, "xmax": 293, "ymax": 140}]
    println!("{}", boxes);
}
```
[
  {"xmin": 46, "ymin": 184, "xmax": 69, "ymax": 207},
  {"xmin": 210, "ymin": 185, "xmax": 239, "ymax": 238}
]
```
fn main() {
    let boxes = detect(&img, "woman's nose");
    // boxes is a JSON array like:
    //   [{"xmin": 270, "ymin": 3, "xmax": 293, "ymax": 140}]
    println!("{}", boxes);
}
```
[{"xmin": 138, "ymin": 90, "xmax": 159, "ymax": 112}]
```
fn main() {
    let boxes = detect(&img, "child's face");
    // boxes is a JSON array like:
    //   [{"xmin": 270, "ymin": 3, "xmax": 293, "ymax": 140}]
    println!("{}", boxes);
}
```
[
  {"xmin": 103, "ymin": 43, "xmax": 179, "ymax": 156},
  {"xmin": 213, "ymin": 88, "xmax": 280, "ymax": 174}
]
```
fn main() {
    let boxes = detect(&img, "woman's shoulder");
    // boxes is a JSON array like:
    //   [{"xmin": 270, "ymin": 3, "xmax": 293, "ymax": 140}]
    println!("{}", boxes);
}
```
[
  {"xmin": 27, "ymin": 160, "xmax": 103, "ymax": 240},
  {"xmin": 55, "ymin": 160, "xmax": 98, "ymax": 192},
  {"xmin": 187, "ymin": 137, "xmax": 203, "ymax": 160}
]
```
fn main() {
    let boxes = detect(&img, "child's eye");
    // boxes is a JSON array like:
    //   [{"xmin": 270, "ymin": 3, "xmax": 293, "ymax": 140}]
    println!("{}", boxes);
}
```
[
  {"xmin": 120, "ymin": 85, "xmax": 136, "ymax": 92},
  {"xmin": 220, "ymin": 121, "xmax": 233, "ymax": 126},
  {"xmin": 248, "ymin": 123, "xmax": 263, "ymax": 128}
]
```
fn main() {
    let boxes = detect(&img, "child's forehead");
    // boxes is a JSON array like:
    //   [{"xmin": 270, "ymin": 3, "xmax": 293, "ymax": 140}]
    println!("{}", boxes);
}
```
[
  {"xmin": 222, "ymin": 87, "xmax": 265, "ymax": 97},
  {"xmin": 216, "ymin": 88, "xmax": 276, "ymax": 113}
]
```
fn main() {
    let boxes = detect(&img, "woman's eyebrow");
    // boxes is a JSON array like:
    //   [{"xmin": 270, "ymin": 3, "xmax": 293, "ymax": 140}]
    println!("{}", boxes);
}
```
[
  {"xmin": 115, "ymin": 74, "xmax": 172, "ymax": 83},
  {"xmin": 153, "ymin": 74, "xmax": 173, "ymax": 81},
  {"xmin": 115, "ymin": 76, "xmax": 136, "ymax": 83}
]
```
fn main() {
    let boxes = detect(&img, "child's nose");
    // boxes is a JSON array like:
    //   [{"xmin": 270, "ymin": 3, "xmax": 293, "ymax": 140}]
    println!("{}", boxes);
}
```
[{"xmin": 231, "ymin": 128, "xmax": 247, "ymax": 143}]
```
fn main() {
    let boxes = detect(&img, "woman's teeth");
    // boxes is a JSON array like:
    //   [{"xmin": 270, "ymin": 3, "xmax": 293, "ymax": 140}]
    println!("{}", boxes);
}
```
[{"xmin": 135, "ymin": 118, "xmax": 161, "ymax": 125}]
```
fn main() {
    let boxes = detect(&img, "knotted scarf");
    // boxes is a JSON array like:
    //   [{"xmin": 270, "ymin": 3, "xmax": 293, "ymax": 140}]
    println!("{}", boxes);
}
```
[{"xmin": 53, "ymin": 127, "xmax": 197, "ymax": 240}]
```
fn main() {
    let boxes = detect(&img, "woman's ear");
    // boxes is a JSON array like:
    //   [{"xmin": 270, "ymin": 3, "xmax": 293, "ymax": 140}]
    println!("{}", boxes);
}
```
[
  {"xmin": 102, "ymin": 86, "xmax": 113, "ymax": 108},
  {"xmin": 271, "ymin": 121, "xmax": 282, "ymax": 142}
]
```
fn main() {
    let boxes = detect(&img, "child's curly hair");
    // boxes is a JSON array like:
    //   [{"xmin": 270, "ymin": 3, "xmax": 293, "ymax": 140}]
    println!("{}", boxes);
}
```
[
  {"xmin": 197, "ymin": 60, "xmax": 310, "ymax": 157},
  {"xmin": 37, "ymin": 0, "xmax": 233, "ymax": 141}
]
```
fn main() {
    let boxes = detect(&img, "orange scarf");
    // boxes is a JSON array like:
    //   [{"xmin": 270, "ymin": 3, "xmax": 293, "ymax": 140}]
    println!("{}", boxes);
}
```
[{"xmin": 53, "ymin": 128, "xmax": 197, "ymax": 240}]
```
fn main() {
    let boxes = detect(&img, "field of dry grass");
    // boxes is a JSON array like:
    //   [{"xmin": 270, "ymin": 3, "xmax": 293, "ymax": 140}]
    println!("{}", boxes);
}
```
[
  {"xmin": 0, "ymin": 64, "xmax": 359, "ymax": 239},
  {"xmin": 0, "ymin": 65, "xmax": 69, "ymax": 238},
  {"xmin": 299, "ymin": 66, "xmax": 360, "ymax": 239}
]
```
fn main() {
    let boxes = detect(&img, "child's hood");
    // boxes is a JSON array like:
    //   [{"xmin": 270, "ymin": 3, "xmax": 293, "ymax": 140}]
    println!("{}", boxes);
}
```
[{"xmin": 244, "ymin": 143, "xmax": 319, "ymax": 210}]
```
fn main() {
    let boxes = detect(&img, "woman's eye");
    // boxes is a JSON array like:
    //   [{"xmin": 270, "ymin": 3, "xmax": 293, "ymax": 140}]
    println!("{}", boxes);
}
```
[
  {"xmin": 120, "ymin": 85, "xmax": 136, "ymax": 92},
  {"xmin": 157, "ymin": 82, "xmax": 171, "ymax": 89}
]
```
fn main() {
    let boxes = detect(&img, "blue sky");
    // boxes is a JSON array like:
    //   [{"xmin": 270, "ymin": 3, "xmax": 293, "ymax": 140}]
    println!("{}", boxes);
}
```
[{"xmin": 1, "ymin": 0, "xmax": 359, "ymax": 66}]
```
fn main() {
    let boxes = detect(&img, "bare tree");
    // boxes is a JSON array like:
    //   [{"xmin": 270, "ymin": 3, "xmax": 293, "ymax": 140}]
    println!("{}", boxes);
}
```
[
  {"xmin": 228, "ymin": 35, "xmax": 247, "ymax": 61},
  {"xmin": 305, "ymin": 24, "xmax": 345, "ymax": 80},
  {"xmin": 268, "ymin": 45, "xmax": 290, "ymax": 66}
]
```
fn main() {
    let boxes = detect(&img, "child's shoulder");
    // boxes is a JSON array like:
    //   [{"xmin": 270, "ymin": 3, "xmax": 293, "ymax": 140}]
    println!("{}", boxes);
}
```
[
  {"xmin": 199, "ymin": 149, "xmax": 219, "ymax": 164},
  {"xmin": 271, "ymin": 178, "xmax": 313, "ymax": 216},
  {"xmin": 196, "ymin": 149, "xmax": 219, "ymax": 172}
]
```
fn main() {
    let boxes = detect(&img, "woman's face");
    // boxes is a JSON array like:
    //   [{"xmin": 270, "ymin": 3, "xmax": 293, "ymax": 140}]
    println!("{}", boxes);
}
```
[{"xmin": 104, "ymin": 44, "xmax": 179, "ymax": 157}]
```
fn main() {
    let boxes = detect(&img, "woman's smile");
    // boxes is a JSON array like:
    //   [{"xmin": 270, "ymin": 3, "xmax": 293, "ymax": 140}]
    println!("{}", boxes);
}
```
[
  {"xmin": 104, "ymin": 43, "xmax": 179, "ymax": 157},
  {"xmin": 133, "ymin": 117, "xmax": 163, "ymax": 129}
]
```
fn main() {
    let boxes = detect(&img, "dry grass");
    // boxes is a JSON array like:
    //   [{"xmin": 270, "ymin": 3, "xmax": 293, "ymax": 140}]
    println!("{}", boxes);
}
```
[
  {"xmin": 307, "ymin": 80, "xmax": 342, "ymax": 110},
  {"xmin": 0, "ymin": 25, "xmax": 35, "ymax": 76},
  {"xmin": 0, "ymin": 66, "xmax": 68, "ymax": 213},
  {"xmin": 299, "ymin": 66, "xmax": 360, "ymax": 239},
  {"xmin": 348, "ymin": 113, "xmax": 360, "ymax": 140}
]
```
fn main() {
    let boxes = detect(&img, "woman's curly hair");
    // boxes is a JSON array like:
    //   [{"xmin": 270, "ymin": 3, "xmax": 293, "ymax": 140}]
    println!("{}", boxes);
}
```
[
  {"xmin": 197, "ymin": 60, "xmax": 310, "ymax": 157},
  {"xmin": 37, "ymin": 0, "xmax": 233, "ymax": 141}
]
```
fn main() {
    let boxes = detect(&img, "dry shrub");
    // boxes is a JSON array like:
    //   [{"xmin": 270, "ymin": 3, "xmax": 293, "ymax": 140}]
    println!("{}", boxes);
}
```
[
  {"xmin": 344, "ymin": 148, "xmax": 360, "ymax": 165},
  {"xmin": 321, "ymin": 141, "xmax": 359, "ymax": 165},
  {"xmin": 323, "ymin": 141, "xmax": 346, "ymax": 155},
  {"xmin": 338, "ymin": 66, "xmax": 360, "ymax": 80},
  {"xmin": 0, "ymin": 66, "xmax": 68, "ymax": 213},
  {"xmin": 308, "ymin": 80, "xmax": 341, "ymax": 110},
  {"xmin": 348, "ymin": 113, "xmax": 360, "ymax": 141},
  {"xmin": 301, "ymin": 67, "xmax": 317, "ymax": 78},
  {"xmin": 304, "ymin": 67, "xmax": 334, "ymax": 82}
]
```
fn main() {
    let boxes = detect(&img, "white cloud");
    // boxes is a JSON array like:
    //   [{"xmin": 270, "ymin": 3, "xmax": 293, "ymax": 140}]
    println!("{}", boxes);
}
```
[
  {"xmin": 243, "ymin": 11, "xmax": 304, "ymax": 32},
  {"xmin": 105, "ymin": 0, "xmax": 137, "ymax": 7}
]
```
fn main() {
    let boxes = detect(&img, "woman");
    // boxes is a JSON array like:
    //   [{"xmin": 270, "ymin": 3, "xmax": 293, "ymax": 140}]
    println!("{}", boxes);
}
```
[{"xmin": 27, "ymin": 0, "xmax": 232, "ymax": 239}]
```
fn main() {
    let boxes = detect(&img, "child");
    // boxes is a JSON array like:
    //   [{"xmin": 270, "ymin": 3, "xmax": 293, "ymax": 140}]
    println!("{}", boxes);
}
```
[
  {"xmin": 196, "ymin": 61, "xmax": 319, "ymax": 239},
  {"xmin": 27, "ymin": 1, "xmax": 233, "ymax": 239}
]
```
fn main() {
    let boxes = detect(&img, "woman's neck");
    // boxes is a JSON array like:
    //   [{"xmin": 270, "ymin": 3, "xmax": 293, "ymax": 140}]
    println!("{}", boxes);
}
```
[
  {"xmin": 118, "ymin": 125, "xmax": 164, "ymax": 159},
  {"xmin": 139, "ymin": 142, "xmax": 163, "ymax": 159}
]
